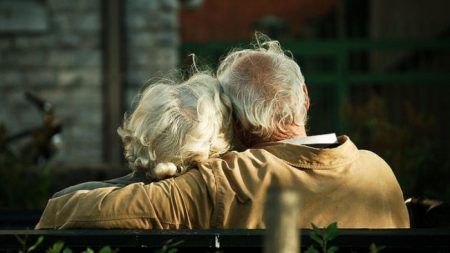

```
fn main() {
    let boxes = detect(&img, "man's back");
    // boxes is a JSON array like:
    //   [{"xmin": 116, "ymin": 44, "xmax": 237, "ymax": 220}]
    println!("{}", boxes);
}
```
[{"xmin": 200, "ymin": 135, "xmax": 409, "ymax": 228}]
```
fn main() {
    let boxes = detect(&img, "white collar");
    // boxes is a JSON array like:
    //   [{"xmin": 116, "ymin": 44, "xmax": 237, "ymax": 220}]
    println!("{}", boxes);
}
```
[{"xmin": 279, "ymin": 133, "xmax": 338, "ymax": 146}]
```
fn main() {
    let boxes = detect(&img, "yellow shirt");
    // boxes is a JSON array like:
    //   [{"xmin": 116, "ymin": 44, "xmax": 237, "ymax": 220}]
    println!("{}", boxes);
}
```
[{"xmin": 36, "ymin": 136, "xmax": 409, "ymax": 229}]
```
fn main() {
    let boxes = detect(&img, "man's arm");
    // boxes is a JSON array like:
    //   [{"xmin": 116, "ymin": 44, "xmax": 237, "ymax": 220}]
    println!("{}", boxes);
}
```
[
  {"xmin": 52, "ymin": 172, "xmax": 152, "ymax": 198},
  {"xmin": 36, "ymin": 169, "xmax": 213, "ymax": 229}
]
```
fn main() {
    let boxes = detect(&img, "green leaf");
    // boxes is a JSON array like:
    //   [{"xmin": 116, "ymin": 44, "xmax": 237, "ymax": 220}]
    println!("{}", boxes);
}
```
[
  {"xmin": 154, "ymin": 239, "xmax": 183, "ymax": 253},
  {"xmin": 311, "ymin": 223, "xmax": 319, "ymax": 231},
  {"xmin": 304, "ymin": 245, "xmax": 320, "ymax": 253},
  {"xmin": 84, "ymin": 248, "xmax": 94, "ymax": 253},
  {"xmin": 311, "ymin": 223, "xmax": 324, "ymax": 237},
  {"xmin": 98, "ymin": 246, "xmax": 113, "ymax": 253},
  {"xmin": 168, "ymin": 240, "xmax": 184, "ymax": 248},
  {"xmin": 62, "ymin": 248, "xmax": 73, "ymax": 253},
  {"xmin": 154, "ymin": 246, "xmax": 166, "ymax": 253},
  {"xmin": 325, "ymin": 222, "xmax": 339, "ymax": 240},
  {"xmin": 327, "ymin": 246, "xmax": 339, "ymax": 253},
  {"xmin": 46, "ymin": 241, "xmax": 64, "ymax": 253},
  {"xmin": 167, "ymin": 248, "xmax": 178, "ymax": 253},
  {"xmin": 15, "ymin": 235, "xmax": 26, "ymax": 247},
  {"xmin": 309, "ymin": 232, "xmax": 324, "ymax": 246},
  {"xmin": 369, "ymin": 243, "xmax": 386, "ymax": 253},
  {"xmin": 28, "ymin": 236, "xmax": 44, "ymax": 252}
]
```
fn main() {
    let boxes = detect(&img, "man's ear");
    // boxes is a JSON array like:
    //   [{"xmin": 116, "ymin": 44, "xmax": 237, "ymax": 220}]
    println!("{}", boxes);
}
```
[{"xmin": 303, "ymin": 84, "xmax": 310, "ymax": 112}]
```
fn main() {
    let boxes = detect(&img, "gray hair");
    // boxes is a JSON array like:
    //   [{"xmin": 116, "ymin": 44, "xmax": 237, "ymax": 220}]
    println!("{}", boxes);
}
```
[
  {"xmin": 217, "ymin": 33, "xmax": 308, "ymax": 141},
  {"xmin": 118, "ymin": 73, "xmax": 233, "ymax": 180}
]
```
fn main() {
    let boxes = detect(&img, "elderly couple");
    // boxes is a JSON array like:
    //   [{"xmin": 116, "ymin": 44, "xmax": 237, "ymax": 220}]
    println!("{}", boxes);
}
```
[{"xmin": 36, "ymin": 35, "xmax": 409, "ymax": 229}]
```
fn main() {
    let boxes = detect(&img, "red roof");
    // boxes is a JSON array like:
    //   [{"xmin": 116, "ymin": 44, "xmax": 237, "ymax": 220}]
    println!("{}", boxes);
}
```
[{"xmin": 180, "ymin": 0, "xmax": 338, "ymax": 42}]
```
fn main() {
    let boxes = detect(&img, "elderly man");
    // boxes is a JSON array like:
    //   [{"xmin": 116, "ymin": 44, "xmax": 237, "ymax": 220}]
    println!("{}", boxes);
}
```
[{"xmin": 36, "ymin": 36, "xmax": 409, "ymax": 229}]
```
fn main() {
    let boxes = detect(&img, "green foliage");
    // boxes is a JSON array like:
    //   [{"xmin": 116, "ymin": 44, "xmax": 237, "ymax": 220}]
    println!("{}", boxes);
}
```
[
  {"xmin": 82, "ymin": 248, "xmax": 94, "ymax": 253},
  {"xmin": 14, "ymin": 224, "xmax": 387, "ymax": 253},
  {"xmin": 14, "ymin": 234, "xmax": 185, "ymax": 253},
  {"xmin": 46, "ymin": 241, "xmax": 65, "ymax": 253},
  {"xmin": 46, "ymin": 241, "xmax": 75, "ymax": 253},
  {"xmin": 98, "ymin": 246, "xmax": 117, "ymax": 253},
  {"xmin": 0, "ymin": 124, "xmax": 52, "ymax": 210},
  {"xmin": 369, "ymin": 243, "xmax": 385, "ymax": 253},
  {"xmin": 15, "ymin": 236, "xmax": 119, "ymax": 253},
  {"xmin": 153, "ymin": 239, "xmax": 184, "ymax": 253},
  {"xmin": 304, "ymin": 245, "xmax": 320, "ymax": 253},
  {"xmin": 63, "ymin": 249, "xmax": 74, "ymax": 253},
  {"xmin": 306, "ymin": 222, "xmax": 339, "ymax": 253},
  {"xmin": 15, "ymin": 235, "xmax": 44, "ymax": 253}
]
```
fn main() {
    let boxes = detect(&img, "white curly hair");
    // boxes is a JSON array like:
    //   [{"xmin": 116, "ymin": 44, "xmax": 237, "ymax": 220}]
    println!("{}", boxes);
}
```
[
  {"xmin": 117, "ymin": 72, "xmax": 233, "ymax": 180},
  {"xmin": 217, "ymin": 33, "xmax": 308, "ymax": 143}
]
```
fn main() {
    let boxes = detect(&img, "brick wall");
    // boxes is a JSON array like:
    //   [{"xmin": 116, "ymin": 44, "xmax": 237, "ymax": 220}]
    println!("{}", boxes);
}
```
[{"xmin": 0, "ymin": 0, "xmax": 179, "ymax": 168}]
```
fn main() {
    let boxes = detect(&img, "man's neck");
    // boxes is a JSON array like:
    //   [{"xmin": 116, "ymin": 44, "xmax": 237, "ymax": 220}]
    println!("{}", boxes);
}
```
[
  {"xmin": 249, "ymin": 125, "xmax": 307, "ymax": 146},
  {"xmin": 269, "ymin": 125, "xmax": 307, "ymax": 141}
]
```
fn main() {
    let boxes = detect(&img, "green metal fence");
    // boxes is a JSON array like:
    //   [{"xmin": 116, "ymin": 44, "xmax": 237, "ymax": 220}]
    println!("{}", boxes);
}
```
[{"xmin": 180, "ymin": 39, "xmax": 450, "ymax": 134}]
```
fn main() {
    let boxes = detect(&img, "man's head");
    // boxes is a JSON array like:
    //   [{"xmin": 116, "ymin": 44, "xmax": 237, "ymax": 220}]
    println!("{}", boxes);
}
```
[
  {"xmin": 118, "ymin": 72, "xmax": 233, "ymax": 180},
  {"xmin": 217, "ymin": 34, "xmax": 309, "ymax": 146}
]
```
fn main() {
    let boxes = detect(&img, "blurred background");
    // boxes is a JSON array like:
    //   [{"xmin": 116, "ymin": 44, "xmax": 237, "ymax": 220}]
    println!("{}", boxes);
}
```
[{"xmin": 0, "ymin": 0, "xmax": 449, "ymax": 218}]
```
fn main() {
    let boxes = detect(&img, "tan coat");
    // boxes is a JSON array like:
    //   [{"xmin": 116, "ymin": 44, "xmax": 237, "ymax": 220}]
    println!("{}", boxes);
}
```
[{"xmin": 36, "ymin": 136, "xmax": 409, "ymax": 229}]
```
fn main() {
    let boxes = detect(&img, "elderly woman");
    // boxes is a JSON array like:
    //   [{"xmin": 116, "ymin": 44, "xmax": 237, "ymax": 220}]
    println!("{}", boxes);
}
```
[
  {"xmin": 52, "ymin": 72, "xmax": 233, "ymax": 197},
  {"xmin": 118, "ymin": 72, "xmax": 233, "ymax": 180}
]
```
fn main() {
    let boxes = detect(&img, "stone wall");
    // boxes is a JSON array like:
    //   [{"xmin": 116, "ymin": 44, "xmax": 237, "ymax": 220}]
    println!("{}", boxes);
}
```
[
  {"xmin": 125, "ymin": 0, "xmax": 179, "ymax": 110},
  {"xmin": 0, "ymin": 0, "xmax": 103, "ymax": 166},
  {"xmin": 0, "ymin": 0, "xmax": 179, "ymax": 168}
]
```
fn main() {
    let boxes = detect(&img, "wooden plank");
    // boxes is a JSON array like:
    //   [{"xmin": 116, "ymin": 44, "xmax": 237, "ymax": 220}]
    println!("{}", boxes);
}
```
[{"xmin": 0, "ymin": 229, "xmax": 449, "ymax": 252}]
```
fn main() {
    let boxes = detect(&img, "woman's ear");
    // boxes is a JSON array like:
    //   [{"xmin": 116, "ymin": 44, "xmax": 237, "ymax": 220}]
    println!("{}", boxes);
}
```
[{"xmin": 303, "ymin": 84, "xmax": 310, "ymax": 112}]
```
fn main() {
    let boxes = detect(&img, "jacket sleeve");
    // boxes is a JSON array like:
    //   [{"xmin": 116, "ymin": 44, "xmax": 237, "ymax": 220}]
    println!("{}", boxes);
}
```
[{"xmin": 35, "ymin": 169, "xmax": 213, "ymax": 229}]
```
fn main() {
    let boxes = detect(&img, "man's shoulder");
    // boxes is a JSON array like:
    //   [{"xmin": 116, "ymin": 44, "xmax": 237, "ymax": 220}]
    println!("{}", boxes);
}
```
[
  {"xmin": 336, "ymin": 135, "xmax": 391, "ymax": 168},
  {"xmin": 223, "ymin": 147, "xmax": 273, "ymax": 159},
  {"xmin": 221, "ymin": 148, "xmax": 283, "ymax": 166},
  {"xmin": 199, "ymin": 148, "xmax": 290, "ymax": 176},
  {"xmin": 356, "ymin": 149, "xmax": 391, "ymax": 168}
]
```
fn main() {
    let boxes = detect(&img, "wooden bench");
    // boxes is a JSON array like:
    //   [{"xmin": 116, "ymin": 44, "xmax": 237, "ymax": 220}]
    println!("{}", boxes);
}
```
[{"xmin": 0, "ymin": 229, "xmax": 449, "ymax": 253}]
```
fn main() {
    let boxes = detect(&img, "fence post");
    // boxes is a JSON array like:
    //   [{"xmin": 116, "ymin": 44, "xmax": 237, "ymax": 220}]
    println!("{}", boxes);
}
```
[{"xmin": 264, "ymin": 186, "xmax": 300, "ymax": 253}]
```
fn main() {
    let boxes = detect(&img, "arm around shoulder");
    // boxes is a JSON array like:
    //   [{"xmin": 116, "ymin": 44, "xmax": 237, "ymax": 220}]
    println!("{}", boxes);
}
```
[{"xmin": 36, "ymin": 169, "xmax": 213, "ymax": 229}]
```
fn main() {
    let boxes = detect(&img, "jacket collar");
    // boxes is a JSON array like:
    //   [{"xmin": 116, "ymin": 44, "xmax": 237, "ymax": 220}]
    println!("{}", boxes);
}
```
[
  {"xmin": 279, "ymin": 133, "xmax": 338, "ymax": 146},
  {"xmin": 253, "ymin": 135, "xmax": 359, "ymax": 169}
]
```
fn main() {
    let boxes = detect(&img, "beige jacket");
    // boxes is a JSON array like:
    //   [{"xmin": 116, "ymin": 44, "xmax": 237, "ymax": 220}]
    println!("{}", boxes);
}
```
[{"xmin": 36, "ymin": 136, "xmax": 409, "ymax": 229}]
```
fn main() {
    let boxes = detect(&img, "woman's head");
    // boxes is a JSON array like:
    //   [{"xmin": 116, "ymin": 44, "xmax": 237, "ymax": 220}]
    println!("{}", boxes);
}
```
[{"xmin": 118, "ymin": 73, "xmax": 233, "ymax": 180}]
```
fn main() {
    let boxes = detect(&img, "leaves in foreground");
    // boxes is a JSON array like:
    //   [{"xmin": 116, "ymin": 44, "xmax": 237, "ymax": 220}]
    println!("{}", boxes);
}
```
[
  {"xmin": 307, "ymin": 222, "xmax": 339, "ymax": 253},
  {"xmin": 15, "ymin": 235, "xmax": 44, "ymax": 253},
  {"xmin": 153, "ymin": 239, "xmax": 184, "ymax": 253}
]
